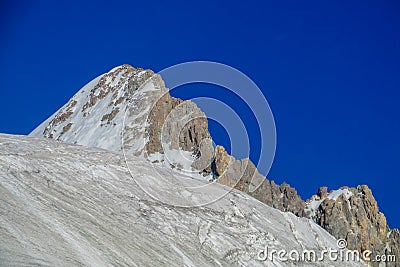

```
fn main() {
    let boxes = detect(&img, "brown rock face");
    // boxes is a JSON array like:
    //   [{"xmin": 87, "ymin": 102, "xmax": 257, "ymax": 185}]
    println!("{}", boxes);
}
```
[
  {"xmin": 387, "ymin": 230, "xmax": 400, "ymax": 267},
  {"xmin": 310, "ymin": 185, "xmax": 399, "ymax": 266},
  {"xmin": 317, "ymin": 186, "xmax": 328, "ymax": 198},
  {"xmin": 145, "ymin": 88, "xmax": 214, "ymax": 173},
  {"xmin": 213, "ymin": 145, "xmax": 305, "ymax": 216},
  {"xmin": 146, "ymin": 94, "xmax": 210, "ymax": 154},
  {"xmin": 145, "ymin": 93, "xmax": 183, "ymax": 155}
]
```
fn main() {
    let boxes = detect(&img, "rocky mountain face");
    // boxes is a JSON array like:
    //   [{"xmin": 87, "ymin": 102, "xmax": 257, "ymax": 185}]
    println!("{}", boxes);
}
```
[
  {"xmin": 29, "ymin": 64, "xmax": 399, "ymax": 266},
  {"xmin": 30, "ymin": 64, "xmax": 301, "ymax": 205},
  {"xmin": 145, "ymin": 87, "xmax": 214, "ymax": 173},
  {"xmin": 305, "ymin": 186, "xmax": 400, "ymax": 266},
  {"xmin": 213, "ymin": 145, "xmax": 305, "ymax": 217},
  {"xmin": 30, "ymin": 64, "xmax": 214, "ymax": 175}
]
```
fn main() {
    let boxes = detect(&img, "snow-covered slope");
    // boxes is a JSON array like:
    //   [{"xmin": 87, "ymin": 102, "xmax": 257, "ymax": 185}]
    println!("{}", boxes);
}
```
[
  {"xmin": 29, "ymin": 64, "xmax": 158, "ymax": 156},
  {"xmin": 0, "ymin": 134, "xmax": 366, "ymax": 266},
  {"xmin": 29, "ymin": 64, "xmax": 215, "ymax": 177}
]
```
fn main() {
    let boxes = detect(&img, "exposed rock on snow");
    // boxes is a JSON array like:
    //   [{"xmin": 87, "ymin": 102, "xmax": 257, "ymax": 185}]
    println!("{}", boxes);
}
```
[
  {"xmin": 306, "ymin": 186, "xmax": 399, "ymax": 266},
  {"xmin": 214, "ymin": 145, "xmax": 305, "ymax": 217},
  {"xmin": 30, "ymin": 64, "xmax": 214, "ymax": 176}
]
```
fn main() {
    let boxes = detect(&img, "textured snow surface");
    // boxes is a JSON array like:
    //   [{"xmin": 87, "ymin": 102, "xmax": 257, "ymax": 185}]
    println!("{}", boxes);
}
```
[
  {"xmin": 0, "ymin": 134, "xmax": 366, "ymax": 266},
  {"xmin": 29, "ymin": 65, "xmax": 160, "ymax": 157}
]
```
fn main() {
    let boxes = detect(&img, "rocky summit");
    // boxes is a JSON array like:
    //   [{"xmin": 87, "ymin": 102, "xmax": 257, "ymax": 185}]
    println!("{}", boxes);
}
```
[
  {"xmin": 22, "ymin": 64, "xmax": 399, "ymax": 266},
  {"xmin": 30, "ymin": 64, "xmax": 215, "ymax": 175},
  {"xmin": 306, "ymin": 185, "xmax": 399, "ymax": 266}
]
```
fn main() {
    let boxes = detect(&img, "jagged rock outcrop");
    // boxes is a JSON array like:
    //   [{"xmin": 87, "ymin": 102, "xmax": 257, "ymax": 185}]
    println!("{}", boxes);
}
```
[
  {"xmin": 214, "ymin": 145, "xmax": 305, "ymax": 216},
  {"xmin": 306, "ymin": 185, "xmax": 399, "ymax": 266},
  {"xmin": 145, "ymin": 90, "xmax": 214, "ymax": 173},
  {"xmin": 387, "ymin": 230, "xmax": 400, "ymax": 266}
]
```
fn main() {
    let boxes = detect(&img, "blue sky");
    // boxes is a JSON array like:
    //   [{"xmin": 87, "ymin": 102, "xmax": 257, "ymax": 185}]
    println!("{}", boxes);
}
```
[{"xmin": 1, "ymin": 0, "xmax": 399, "ymax": 227}]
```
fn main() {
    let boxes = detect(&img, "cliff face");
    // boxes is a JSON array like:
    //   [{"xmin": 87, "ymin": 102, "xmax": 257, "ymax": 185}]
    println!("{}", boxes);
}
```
[
  {"xmin": 213, "ymin": 145, "xmax": 305, "ymax": 216},
  {"xmin": 306, "ymin": 185, "xmax": 399, "ymax": 266},
  {"xmin": 145, "ymin": 88, "xmax": 214, "ymax": 173}
]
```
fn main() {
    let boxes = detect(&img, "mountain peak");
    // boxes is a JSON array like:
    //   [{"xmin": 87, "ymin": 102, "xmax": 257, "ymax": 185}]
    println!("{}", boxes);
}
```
[
  {"xmin": 30, "ymin": 65, "xmax": 215, "ymax": 177},
  {"xmin": 29, "ymin": 65, "xmax": 400, "ymax": 266}
]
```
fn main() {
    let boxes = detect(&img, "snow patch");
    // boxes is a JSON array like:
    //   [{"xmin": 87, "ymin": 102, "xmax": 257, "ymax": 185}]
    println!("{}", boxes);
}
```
[{"xmin": 306, "ymin": 188, "xmax": 353, "ymax": 218}]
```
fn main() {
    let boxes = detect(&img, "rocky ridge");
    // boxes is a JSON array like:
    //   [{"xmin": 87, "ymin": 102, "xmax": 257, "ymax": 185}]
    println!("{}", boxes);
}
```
[
  {"xmin": 214, "ymin": 145, "xmax": 305, "ymax": 217},
  {"xmin": 306, "ymin": 186, "xmax": 399, "ymax": 266},
  {"xmin": 30, "ymin": 64, "xmax": 399, "ymax": 266}
]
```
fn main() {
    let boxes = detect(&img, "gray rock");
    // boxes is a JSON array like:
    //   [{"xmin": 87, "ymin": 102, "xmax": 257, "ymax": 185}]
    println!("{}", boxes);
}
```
[
  {"xmin": 309, "ymin": 185, "xmax": 399, "ymax": 266},
  {"xmin": 213, "ymin": 145, "xmax": 306, "ymax": 216}
]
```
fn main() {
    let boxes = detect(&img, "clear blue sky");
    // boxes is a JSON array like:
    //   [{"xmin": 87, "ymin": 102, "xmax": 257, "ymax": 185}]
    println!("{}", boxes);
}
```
[{"xmin": 1, "ymin": 1, "xmax": 399, "ymax": 227}]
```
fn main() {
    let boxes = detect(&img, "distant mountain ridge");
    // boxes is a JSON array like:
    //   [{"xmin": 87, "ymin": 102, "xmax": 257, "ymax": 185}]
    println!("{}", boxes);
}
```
[{"xmin": 30, "ymin": 64, "xmax": 399, "ymax": 266}]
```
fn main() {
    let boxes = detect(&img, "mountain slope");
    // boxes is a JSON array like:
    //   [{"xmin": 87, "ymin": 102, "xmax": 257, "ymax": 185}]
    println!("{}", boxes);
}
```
[
  {"xmin": 29, "ymin": 64, "xmax": 304, "ymax": 214},
  {"xmin": 29, "ymin": 64, "xmax": 214, "ymax": 177},
  {"xmin": 27, "ymin": 64, "xmax": 398, "ymax": 266},
  {"xmin": 0, "ymin": 134, "xmax": 366, "ymax": 266}
]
